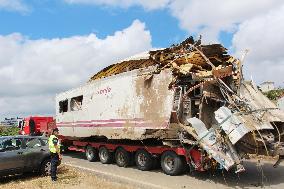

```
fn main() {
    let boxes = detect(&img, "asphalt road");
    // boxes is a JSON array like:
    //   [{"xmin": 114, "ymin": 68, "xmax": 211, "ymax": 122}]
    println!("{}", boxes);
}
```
[{"xmin": 62, "ymin": 152, "xmax": 284, "ymax": 189}]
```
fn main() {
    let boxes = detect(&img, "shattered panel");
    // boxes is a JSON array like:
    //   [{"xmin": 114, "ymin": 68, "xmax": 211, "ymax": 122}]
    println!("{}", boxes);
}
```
[
  {"xmin": 186, "ymin": 117, "xmax": 236, "ymax": 170},
  {"xmin": 215, "ymin": 106, "xmax": 273, "ymax": 144}
]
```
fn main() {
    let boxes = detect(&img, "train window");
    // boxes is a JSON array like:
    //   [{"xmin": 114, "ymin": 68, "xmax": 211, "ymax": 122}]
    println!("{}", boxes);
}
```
[
  {"xmin": 59, "ymin": 99, "xmax": 68, "ymax": 113},
  {"xmin": 70, "ymin": 95, "xmax": 83, "ymax": 111}
]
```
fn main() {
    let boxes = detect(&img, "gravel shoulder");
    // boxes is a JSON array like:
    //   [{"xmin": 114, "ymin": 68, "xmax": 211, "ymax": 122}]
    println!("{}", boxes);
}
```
[{"xmin": 0, "ymin": 166, "xmax": 135, "ymax": 189}]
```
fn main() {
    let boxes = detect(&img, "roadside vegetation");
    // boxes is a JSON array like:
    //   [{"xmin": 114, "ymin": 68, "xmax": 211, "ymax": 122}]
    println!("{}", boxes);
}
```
[
  {"xmin": 263, "ymin": 88, "xmax": 284, "ymax": 101},
  {"xmin": 0, "ymin": 125, "xmax": 20, "ymax": 136}
]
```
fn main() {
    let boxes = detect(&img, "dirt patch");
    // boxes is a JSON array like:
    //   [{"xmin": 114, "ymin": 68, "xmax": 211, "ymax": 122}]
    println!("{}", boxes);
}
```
[
  {"xmin": 134, "ymin": 69, "xmax": 173, "ymax": 123},
  {"xmin": 0, "ymin": 166, "xmax": 135, "ymax": 189}
]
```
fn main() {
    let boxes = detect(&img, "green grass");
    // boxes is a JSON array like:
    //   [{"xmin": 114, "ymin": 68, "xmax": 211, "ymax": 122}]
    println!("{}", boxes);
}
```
[
  {"xmin": 0, "ymin": 126, "xmax": 20, "ymax": 136},
  {"xmin": 263, "ymin": 88, "xmax": 284, "ymax": 101}
]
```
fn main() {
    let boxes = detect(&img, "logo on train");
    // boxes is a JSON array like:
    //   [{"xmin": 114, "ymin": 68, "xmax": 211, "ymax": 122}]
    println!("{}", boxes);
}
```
[{"xmin": 97, "ymin": 86, "xmax": 112, "ymax": 95}]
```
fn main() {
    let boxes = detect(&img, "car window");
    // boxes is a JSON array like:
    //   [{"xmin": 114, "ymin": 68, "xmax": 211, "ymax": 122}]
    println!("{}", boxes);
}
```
[
  {"xmin": 41, "ymin": 138, "xmax": 48, "ymax": 145},
  {"xmin": 0, "ymin": 139, "xmax": 4, "ymax": 150},
  {"xmin": 1, "ymin": 138, "xmax": 22, "ymax": 151},
  {"xmin": 26, "ymin": 138, "xmax": 42, "ymax": 148},
  {"xmin": 0, "ymin": 138, "xmax": 4, "ymax": 145}
]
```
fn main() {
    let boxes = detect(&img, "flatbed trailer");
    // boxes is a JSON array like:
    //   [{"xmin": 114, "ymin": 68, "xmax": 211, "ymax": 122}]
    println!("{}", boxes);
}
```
[
  {"xmin": 57, "ymin": 36, "xmax": 284, "ymax": 176},
  {"xmin": 66, "ymin": 140, "xmax": 204, "ymax": 175}
]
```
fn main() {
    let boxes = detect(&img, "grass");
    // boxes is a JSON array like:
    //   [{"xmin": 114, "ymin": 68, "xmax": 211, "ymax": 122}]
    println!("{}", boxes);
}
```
[{"xmin": 0, "ymin": 126, "xmax": 20, "ymax": 136}]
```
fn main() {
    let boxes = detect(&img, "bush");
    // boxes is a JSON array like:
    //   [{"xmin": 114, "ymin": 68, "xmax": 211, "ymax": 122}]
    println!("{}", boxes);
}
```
[
  {"xmin": 0, "ymin": 126, "xmax": 20, "ymax": 136},
  {"xmin": 264, "ymin": 89, "xmax": 284, "ymax": 101}
]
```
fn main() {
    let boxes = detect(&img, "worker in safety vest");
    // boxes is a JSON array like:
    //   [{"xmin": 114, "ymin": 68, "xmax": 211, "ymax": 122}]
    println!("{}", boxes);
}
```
[{"xmin": 48, "ymin": 128, "xmax": 62, "ymax": 181}]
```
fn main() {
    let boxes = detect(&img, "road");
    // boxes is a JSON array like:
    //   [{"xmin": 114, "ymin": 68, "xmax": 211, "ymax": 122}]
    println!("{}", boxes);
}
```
[{"xmin": 63, "ymin": 152, "xmax": 284, "ymax": 189}]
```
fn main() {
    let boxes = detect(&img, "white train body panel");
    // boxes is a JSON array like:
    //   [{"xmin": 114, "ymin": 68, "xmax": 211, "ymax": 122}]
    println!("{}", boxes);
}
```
[{"xmin": 56, "ymin": 68, "xmax": 175, "ymax": 139}]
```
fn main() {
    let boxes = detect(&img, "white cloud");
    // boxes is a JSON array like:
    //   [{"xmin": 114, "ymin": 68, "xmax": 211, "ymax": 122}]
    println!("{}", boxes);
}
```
[
  {"xmin": 0, "ymin": 19, "xmax": 152, "ymax": 119},
  {"xmin": 62, "ymin": 0, "xmax": 283, "ymax": 43},
  {"xmin": 64, "ymin": 0, "xmax": 171, "ymax": 10},
  {"xmin": 232, "ymin": 5, "xmax": 284, "ymax": 86},
  {"xmin": 168, "ymin": 0, "xmax": 283, "ymax": 43},
  {"xmin": 0, "ymin": 0, "xmax": 29, "ymax": 13},
  {"xmin": 0, "ymin": 95, "xmax": 54, "ymax": 118}
]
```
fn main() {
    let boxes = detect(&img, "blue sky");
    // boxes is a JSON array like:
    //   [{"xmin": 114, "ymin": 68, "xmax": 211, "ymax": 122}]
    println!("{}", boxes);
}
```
[
  {"xmin": 0, "ymin": 0, "xmax": 232, "ymax": 48},
  {"xmin": 0, "ymin": 0, "xmax": 283, "ymax": 118}
]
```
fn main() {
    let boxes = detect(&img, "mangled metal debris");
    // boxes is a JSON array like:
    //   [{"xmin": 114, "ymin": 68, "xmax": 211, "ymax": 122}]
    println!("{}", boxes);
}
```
[{"xmin": 67, "ymin": 36, "xmax": 284, "ymax": 173}]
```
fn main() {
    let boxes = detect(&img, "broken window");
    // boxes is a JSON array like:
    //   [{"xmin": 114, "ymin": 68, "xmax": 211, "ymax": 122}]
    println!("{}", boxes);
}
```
[
  {"xmin": 59, "ymin": 99, "xmax": 68, "ymax": 113},
  {"xmin": 70, "ymin": 95, "xmax": 83, "ymax": 111}
]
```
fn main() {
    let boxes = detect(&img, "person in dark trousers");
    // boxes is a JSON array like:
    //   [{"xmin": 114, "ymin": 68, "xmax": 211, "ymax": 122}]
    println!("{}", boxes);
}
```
[{"xmin": 48, "ymin": 128, "xmax": 62, "ymax": 181}]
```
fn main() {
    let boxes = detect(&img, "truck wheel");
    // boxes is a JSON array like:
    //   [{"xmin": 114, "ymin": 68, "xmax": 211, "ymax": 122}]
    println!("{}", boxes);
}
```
[
  {"xmin": 115, "ymin": 148, "xmax": 132, "ymax": 167},
  {"xmin": 161, "ymin": 151, "xmax": 186, "ymax": 176},
  {"xmin": 86, "ymin": 146, "xmax": 98, "ymax": 162},
  {"xmin": 135, "ymin": 149, "xmax": 154, "ymax": 171},
  {"xmin": 60, "ymin": 145, "xmax": 69, "ymax": 154},
  {"xmin": 40, "ymin": 159, "xmax": 51, "ymax": 176},
  {"xmin": 99, "ymin": 146, "xmax": 113, "ymax": 164}
]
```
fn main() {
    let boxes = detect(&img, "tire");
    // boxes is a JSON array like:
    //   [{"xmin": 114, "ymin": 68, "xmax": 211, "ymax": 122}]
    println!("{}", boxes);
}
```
[
  {"xmin": 40, "ymin": 158, "xmax": 51, "ymax": 176},
  {"xmin": 60, "ymin": 145, "xmax": 69, "ymax": 154},
  {"xmin": 85, "ymin": 146, "xmax": 98, "ymax": 162},
  {"xmin": 99, "ymin": 146, "xmax": 113, "ymax": 164},
  {"xmin": 135, "ymin": 149, "xmax": 154, "ymax": 171},
  {"xmin": 161, "ymin": 151, "xmax": 186, "ymax": 176},
  {"xmin": 115, "ymin": 147, "xmax": 132, "ymax": 167}
]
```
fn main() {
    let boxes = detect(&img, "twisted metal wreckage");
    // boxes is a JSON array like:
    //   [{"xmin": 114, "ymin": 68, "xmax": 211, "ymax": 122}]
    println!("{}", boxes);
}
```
[{"xmin": 87, "ymin": 36, "xmax": 284, "ymax": 173}]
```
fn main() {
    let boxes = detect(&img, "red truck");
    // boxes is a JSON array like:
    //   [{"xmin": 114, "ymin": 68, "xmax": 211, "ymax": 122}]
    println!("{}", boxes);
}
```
[{"xmin": 18, "ymin": 116, "xmax": 55, "ymax": 136}]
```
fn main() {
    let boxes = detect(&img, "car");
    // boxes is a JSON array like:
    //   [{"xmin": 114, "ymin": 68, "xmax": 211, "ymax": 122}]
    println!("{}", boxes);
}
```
[{"xmin": 0, "ymin": 135, "xmax": 51, "ymax": 177}]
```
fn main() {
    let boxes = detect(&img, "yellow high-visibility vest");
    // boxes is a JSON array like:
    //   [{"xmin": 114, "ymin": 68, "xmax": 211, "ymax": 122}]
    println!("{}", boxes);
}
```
[{"xmin": 48, "ymin": 135, "xmax": 58, "ymax": 153}]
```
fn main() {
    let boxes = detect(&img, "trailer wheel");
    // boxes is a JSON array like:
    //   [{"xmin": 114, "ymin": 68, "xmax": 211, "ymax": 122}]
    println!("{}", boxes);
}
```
[
  {"xmin": 161, "ymin": 151, "xmax": 186, "ymax": 176},
  {"xmin": 85, "ymin": 146, "xmax": 98, "ymax": 162},
  {"xmin": 99, "ymin": 146, "xmax": 113, "ymax": 164},
  {"xmin": 115, "ymin": 148, "xmax": 132, "ymax": 167},
  {"xmin": 135, "ymin": 149, "xmax": 154, "ymax": 171}
]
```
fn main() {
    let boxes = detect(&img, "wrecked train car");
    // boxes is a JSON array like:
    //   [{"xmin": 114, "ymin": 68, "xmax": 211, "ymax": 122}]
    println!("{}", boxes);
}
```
[{"xmin": 56, "ymin": 37, "xmax": 284, "ymax": 174}]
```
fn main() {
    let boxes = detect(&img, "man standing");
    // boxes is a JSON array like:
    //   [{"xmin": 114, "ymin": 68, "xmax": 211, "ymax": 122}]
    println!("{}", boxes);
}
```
[{"xmin": 48, "ymin": 128, "xmax": 62, "ymax": 181}]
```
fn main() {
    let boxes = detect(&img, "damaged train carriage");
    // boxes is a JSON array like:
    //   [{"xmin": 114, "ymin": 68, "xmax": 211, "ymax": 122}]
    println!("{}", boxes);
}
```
[{"xmin": 56, "ymin": 37, "xmax": 284, "ymax": 174}]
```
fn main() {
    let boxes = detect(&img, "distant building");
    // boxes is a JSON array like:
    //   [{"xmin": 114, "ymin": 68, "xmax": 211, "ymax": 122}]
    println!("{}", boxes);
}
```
[
  {"xmin": 0, "ymin": 117, "xmax": 22, "ymax": 127},
  {"xmin": 260, "ymin": 81, "xmax": 275, "ymax": 92},
  {"xmin": 278, "ymin": 96, "xmax": 284, "ymax": 111}
]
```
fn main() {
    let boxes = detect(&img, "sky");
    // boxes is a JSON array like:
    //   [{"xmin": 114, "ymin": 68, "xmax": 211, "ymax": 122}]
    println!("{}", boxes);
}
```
[{"xmin": 0, "ymin": 0, "xmax": 284, "ymax": 119}]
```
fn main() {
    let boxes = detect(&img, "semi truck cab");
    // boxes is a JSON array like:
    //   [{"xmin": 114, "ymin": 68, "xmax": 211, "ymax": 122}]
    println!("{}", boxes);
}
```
[{"xmin": 18, "ymin": 116, "xmax": 55, "ymax": 136}]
